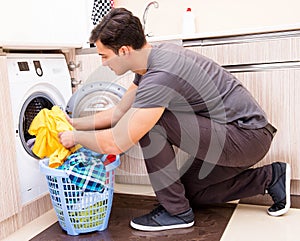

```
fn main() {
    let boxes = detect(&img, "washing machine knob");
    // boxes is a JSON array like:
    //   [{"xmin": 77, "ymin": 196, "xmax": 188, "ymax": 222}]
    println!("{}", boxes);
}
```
[{"xmin": 33, "ymin": 60, "xmax": 43, "ymax": 77}]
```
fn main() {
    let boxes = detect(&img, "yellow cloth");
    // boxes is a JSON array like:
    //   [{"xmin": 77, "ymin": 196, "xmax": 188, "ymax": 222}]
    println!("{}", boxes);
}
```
[{"xmin": 28, "ymin": 106, "xmax": 81, "ymax": 168}]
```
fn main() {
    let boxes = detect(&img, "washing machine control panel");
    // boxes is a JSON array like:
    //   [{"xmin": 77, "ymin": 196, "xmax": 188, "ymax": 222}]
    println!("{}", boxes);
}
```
[
  {"xmin": 17, "ymin": 61, "xmax": 30, "ymax": 71},
  {"xmin": 16, "ymin": 60, "xmax": 43, "ymax": 77},
  {"xmin": 33, "ymin": 60, "xmax": 43, "ymax": 77}
]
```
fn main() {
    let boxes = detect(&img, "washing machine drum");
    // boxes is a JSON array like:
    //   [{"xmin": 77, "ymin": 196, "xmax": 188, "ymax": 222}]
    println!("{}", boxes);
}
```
[
  {"xmin": 66, "ymin": 81, "xmax": 126, "ymax": 118},
  {"xmin": 20, "ymin": 92, "xmax": 56, "ymax": 157}
]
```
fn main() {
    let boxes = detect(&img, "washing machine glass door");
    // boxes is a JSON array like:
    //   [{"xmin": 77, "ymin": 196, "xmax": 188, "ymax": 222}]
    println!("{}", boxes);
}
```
[
  {"xmin": 20, "ymin": 92, "xmax": 55, "ymax": 158},
  {"xmin": 66, "ymin": 81, "xmax": 126, "ymax": 118}
]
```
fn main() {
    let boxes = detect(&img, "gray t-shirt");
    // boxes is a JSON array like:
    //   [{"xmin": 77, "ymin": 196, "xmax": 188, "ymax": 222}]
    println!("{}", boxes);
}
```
[{"xmin": 132, "ymin": 43, "xmax": 268, "ymax": 129}]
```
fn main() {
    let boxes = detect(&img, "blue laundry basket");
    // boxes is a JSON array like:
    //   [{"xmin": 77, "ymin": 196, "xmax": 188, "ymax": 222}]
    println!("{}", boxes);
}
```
[{"xmin": 39, "ymin": 155, "xmax": 120, "ymax": 236}]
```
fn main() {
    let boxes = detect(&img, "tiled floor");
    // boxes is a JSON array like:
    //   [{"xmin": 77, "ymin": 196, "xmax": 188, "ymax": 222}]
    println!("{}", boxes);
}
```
[
  {"xmin": 221, "ymin": 203, "xmax": 300, "ymax": 241},
  {"xmin": 3, "ymin": 193, "xmax": 300, "ymax": 241}
]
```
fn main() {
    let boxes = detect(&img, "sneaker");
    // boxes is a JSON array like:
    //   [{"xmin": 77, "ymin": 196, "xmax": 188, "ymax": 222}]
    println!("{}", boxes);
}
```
[
  {"xmin": 267, "ymin": 162, "xmax": 291, "ymax": 216},
  {"xmin": 130, "ymin": 205, "xmax": 194, "ymax": 231}
]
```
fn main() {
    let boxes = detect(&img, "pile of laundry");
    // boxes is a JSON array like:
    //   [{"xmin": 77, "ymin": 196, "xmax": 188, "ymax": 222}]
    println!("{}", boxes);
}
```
[{"xmin": 28, "ymin": 106, "xmax": 116, "ymax": 192}]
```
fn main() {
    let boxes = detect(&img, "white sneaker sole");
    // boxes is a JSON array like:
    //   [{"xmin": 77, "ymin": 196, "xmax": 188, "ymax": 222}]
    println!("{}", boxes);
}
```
[
  {"xmin": 130, "ymin": 220, "xmax": 194, "ymax": 231},
  {"xmin": 267, "ymin": 163, "xmax": 291, "ymax": 217}
]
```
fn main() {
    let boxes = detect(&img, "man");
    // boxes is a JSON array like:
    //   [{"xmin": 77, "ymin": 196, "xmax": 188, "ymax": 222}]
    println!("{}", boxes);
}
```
[{"xmin": 59, "ymin": 7, "xmax": 291, "ymax": 232}]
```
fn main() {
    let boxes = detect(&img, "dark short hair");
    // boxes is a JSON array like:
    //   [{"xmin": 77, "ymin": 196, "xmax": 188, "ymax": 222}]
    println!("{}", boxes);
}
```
[{"xmin": 90, "ymin": 8, "xmax": 146, "ymax": 54}]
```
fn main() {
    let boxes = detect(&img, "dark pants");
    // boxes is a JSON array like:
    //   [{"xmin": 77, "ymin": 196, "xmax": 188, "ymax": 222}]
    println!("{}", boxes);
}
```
[{"xmin": 139, "ymin": 110, "xmax": 274, "ymax": 215}]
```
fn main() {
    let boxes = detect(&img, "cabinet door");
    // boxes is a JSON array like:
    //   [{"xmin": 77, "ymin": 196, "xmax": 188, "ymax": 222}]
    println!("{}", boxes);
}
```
[
  {"xmin": 0, "ymin": 0, "xmax": 87, "ymax": 48},
  {"xmin": 233, "ymin": 69, "xmax": 300, "ymax": 179},
  {"xmin": 199, "ymin": 36, "xmax": 300, "ymax": 66},
  {"xmin": 0, "ymin": 57, "xmax": 21, "ymax": 222}
]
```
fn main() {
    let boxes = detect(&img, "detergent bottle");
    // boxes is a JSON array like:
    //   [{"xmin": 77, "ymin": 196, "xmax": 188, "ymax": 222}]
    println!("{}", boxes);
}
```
[{"xmin": 182, "ymin": 7, "xmax": 196, "ymax": 35}]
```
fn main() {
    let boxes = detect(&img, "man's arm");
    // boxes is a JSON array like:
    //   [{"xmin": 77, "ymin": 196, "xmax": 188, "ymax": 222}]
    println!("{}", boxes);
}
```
[{"xmin": 60, "ymin": 106, "xmax": 165, "ymax": 155}]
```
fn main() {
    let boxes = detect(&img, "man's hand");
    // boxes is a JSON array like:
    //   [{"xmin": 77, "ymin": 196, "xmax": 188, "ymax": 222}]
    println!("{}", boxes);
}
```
[
  {"xmin": 64, "ymin": 113, "xmax": 73, "ymax": 126},
  {"xmin": 59, "ymin": 131, "xmax": 76, "ymax": 148}
]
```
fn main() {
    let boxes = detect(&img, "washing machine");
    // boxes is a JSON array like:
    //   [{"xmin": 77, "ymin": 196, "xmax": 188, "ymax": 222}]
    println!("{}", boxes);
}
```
[
  {"xmin": 7, "ymin": 53, "xmax": 126, "ymax": 205},
  {"xmin": 7, "ymin": 53, "xmax": 72, "ymax": 205}
]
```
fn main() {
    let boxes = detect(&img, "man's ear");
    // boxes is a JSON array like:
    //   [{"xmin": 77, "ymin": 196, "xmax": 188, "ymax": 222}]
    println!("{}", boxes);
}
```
[{"xmin": 118, "ymin": 46, "xmax": 130, "ymax": 56}]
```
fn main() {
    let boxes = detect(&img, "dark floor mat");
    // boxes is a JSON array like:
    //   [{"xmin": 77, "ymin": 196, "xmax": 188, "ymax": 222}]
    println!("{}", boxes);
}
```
[{"xmin": 30, "ymin": 193, "xmax": 237, "ymax": 241}]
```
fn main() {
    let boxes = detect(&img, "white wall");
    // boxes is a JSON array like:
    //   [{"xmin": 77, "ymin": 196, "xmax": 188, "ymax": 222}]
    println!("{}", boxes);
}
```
[
  {"xmin": 115, "ymin": 0, "xmax": 300, "ymax": 36},
  {"xmin": 1, "ymin": 0, "xmax": 299, "ymax": 48}
]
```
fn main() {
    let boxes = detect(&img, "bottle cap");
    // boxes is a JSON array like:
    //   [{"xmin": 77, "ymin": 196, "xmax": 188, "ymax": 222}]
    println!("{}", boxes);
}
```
[{"xmin": 187, "ymin": 8, "xmax": 191, "ymax": 12}]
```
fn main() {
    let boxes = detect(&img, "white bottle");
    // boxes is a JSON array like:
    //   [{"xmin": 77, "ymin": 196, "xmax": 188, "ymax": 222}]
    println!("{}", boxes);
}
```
[{"xmin": 182, "ymin": 8, "xmax": 196, "ymax": 35}]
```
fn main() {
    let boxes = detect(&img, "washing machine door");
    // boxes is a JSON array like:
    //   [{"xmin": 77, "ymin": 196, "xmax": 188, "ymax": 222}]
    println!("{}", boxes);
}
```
[{"xmin": 66, "ymin": 81, "xmax": 126, "ymax": 118}]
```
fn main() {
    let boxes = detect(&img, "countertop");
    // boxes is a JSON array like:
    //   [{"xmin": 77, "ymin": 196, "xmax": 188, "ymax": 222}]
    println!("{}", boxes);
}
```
[{"xmin": 1, "ymin": 23, "xmax": 300, "ymax": 51}]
